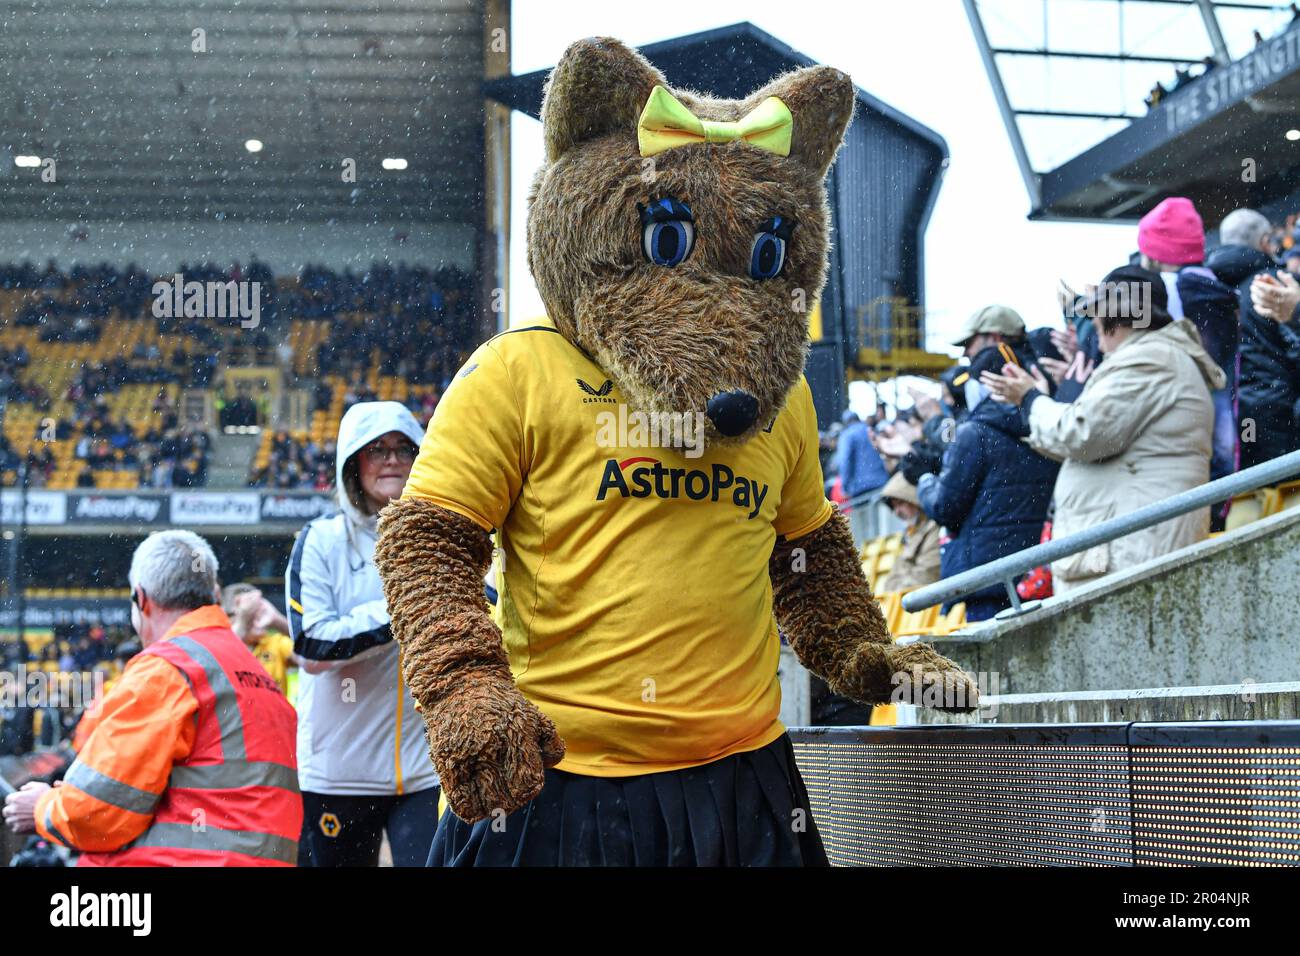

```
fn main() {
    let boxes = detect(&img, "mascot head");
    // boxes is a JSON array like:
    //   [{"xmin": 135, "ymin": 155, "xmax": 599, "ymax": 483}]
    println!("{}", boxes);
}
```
[{"xmin": 527, "ymin": 37, "xmax": 854, "ymax": 444}]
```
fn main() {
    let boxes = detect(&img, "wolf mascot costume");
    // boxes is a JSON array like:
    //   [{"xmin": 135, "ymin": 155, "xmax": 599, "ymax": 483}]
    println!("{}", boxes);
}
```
[{"xmin": 375, "ymin": 37, "xmax": 976, "ymax": 866}]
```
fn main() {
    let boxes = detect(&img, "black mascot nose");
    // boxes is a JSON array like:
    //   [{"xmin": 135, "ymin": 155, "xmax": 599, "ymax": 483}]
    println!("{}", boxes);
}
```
[{"xmin": 706, "ymin": 390, "xmax": 759, "ymax": 437}]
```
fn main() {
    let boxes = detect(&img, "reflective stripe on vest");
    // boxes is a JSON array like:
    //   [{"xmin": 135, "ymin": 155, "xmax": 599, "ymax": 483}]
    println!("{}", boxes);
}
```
[
  {"xmin": 42, "ymin": 801, "xmax": 72, "ymax": 848},
  {"xmin": 169, "ymin": 760, "xmax": 299, "ymax": 793},
  {"xmin": 126, "ymin": 822, "xmax": 298, "ymax": 864},
  {"xmin": 65, "ymin": 757, "xmax": 161, "ymax": 816},
  {"xmin": 169, "ymin": 634, "xmax": 246, "ymax": 761}
]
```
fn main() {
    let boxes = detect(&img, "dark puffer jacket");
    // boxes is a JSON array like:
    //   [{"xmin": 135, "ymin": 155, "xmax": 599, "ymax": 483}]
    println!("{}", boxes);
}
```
[
  {"xmin": 1172, "ymin": 267, "xmax": 1240, "ymax": 481},
  {"xmin": 1208, "ymin": 244, "xmax": 1300, "ymax": 469},
  {"xmin": 916, "ymin": 396, "xmax": 1059, "ymax": 620}
]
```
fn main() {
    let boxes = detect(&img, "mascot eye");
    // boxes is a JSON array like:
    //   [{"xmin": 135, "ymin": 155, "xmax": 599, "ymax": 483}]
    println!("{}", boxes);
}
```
[
  {"xmin": 638, "ymin": 197, "xmax": 696, "ymax": 267},
  {"xmin": 749, "ymin": 216, "xmax": 795, "ymax": 280}
]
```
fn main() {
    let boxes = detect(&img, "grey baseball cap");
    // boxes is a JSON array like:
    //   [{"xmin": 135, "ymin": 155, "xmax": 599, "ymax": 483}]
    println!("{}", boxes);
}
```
[{"xmin": 951, "ymin": 304, "xmax": 1026, "ymax": 346}]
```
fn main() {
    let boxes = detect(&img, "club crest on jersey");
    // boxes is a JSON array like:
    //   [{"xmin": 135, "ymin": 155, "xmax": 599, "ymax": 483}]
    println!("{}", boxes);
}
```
[
  {"xmin": 596, "ymin": 456, "xmax": 769, "ymax": 519},
  {"xmin": 577, "ymin": 378, "xmax": 617, "ymax": 404}
]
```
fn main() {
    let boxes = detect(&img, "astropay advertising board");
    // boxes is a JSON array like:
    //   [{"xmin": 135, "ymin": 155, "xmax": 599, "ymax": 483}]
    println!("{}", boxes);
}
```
[
  {"xmin": 2, "ymin": 491, "xmax": 333, "ymax": 527},
  {"xmin": 0, "ymin": 490, "xmax": 67, "ymax": 525},
  {"xmin": 169, "ymin": 491, "xmax": 261, "ymax": 525}
]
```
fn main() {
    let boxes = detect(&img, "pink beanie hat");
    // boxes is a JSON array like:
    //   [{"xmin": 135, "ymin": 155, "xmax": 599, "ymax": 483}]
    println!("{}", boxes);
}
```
[{"xmin": 1137, "ymin": 197, "xmax": 1205, "ymax": 265}]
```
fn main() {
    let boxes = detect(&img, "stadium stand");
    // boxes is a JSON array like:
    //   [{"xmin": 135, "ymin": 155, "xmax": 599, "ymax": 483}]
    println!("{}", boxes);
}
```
[
  {"xmin": 0, "ymin": 261, "xmax": 475, "ymax": 493},
  {"xmin": 860, "ymin": 533, "xmax": 967, "ymax": 638},
  {"xmin": 1224, "ymin": 478, "xmax": 1300, "ymax": 531},
  {"xmin": 0, "ymin": 620, "xmax": 135, "ymax": 752}
]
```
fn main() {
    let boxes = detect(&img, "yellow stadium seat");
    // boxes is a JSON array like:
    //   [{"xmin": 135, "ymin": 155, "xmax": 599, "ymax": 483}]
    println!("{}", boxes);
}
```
[
  {"xmin": 1275, "ymin": 480, "xmax": 1300, "ymax": 514},
  {"xmin": 1225, "ymin": 490, "xmax": 1267, "ymax": 531},
  {"xmin": 876, "ymin": 590, "xmax": 905, "ymax": 633},
  {"xmin": 895, "ymin": 597, "xmax": 941, "ymax": 637},
  {"xmin": 935, "ymin": 602, "xmax": 967, "ymax": 633},
  {"xmin": 869, "ymin": 704, "xmax": 898, "ymax": 725}
]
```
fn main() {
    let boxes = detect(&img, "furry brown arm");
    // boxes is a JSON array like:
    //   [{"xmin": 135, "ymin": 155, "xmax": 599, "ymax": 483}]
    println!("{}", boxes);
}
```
[
  {"xmin": 770, "ymin": 511, "xmax": 978, "ymax": 712},
  {"xmin": 375, "ymin": 497, "xmax": 565, "ymax": 822}
]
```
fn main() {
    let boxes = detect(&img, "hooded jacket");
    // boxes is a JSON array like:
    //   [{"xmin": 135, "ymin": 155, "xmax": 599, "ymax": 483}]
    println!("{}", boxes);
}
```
[
  {"xmin": 1021, "ymin": 319, "xmax": 1225, "ymax": 591},
  {"xmin": 1208, "ymin": 243, "xmax": 1300, "ymax": 469},
  {"xmin": 916, "ymin": 395, "xmax": 1059, "ymax": 613},
  {"xmin": 286, "ymin": 401, "xmax": 437, "ymax": 796},
  {"xmin": 877, "ymin": 470, "xmax": 941, "ymax": 593}
]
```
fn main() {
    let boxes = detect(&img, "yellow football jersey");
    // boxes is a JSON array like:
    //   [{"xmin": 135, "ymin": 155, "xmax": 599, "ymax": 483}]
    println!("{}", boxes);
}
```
[
  {"xmin": 252, "ymin": 631, "xmax": 295, "ymax": 697},
  {"xmin": 403, "ymin": 323, "xmax": 833, "ymax": 776}
]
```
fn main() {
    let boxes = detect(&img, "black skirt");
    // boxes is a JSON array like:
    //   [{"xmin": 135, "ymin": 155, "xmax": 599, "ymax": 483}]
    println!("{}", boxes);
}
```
[{"xmin": 428, "ymin": 733, "xmax": 828, "ymax": 867}]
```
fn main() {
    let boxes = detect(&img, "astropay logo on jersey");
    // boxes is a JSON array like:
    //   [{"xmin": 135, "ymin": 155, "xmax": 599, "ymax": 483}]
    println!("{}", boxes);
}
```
[{"xmin": 596, "ymin": 456, "xmax": 769, "ymax": 518}]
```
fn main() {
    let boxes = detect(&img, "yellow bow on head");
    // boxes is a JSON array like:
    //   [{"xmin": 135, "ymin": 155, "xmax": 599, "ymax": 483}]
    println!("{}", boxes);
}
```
[{"xmin": 637, "ymin": 85, "xmax": 792, "ymax": 158}]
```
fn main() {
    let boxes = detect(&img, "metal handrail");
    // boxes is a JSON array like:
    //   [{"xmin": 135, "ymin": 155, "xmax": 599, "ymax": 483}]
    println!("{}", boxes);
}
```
[
  {"xmin": 901, "ymin": 447, "xmax": 1300, "ymax": 614},
  {"xmin": 842, "ymin": 487, "xmax": 884, "ymax": 510}
]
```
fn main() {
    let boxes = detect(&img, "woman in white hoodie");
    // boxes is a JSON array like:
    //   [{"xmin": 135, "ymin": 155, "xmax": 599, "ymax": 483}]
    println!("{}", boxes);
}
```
[{"xmin": 286, "ymin": 401, "xmax": 438, "ymax": 866}]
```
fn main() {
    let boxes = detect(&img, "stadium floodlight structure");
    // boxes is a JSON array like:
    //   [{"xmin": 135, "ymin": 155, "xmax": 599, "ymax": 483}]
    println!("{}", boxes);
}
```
[{"xmin": 965, "ymin": 0, "xmax": 1300, "ymax": 221}]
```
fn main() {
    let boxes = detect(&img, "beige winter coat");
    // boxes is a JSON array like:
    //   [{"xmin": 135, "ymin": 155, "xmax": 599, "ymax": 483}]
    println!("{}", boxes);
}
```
[
  {"xmin": 879, "ymin": 518, "xmax": 942, "ymax": 594},
  {"xmin": 1024, "ymin": 319, "xmax": 1226, "ymax": 592}
]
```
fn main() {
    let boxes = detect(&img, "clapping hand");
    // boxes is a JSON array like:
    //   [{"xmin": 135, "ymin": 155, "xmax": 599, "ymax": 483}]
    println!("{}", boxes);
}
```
[
  {"xmin": 1252, "ymin": 272, "xmax": 1300, "ymax": 323},
  {"xmin": 980, "ymin": 363, "xmax": 1050, "ymax": 405},
  {"xmin": 1049, "ymin": 324, "xmax": 1079, "ymax": 364},
  {"xmin": 1038, "ymin": 350, "xmax": 1095, "ymax": 388},
  {"xmin": 908, "ymin": 387, "xmax": 942, "ymax": 422}
]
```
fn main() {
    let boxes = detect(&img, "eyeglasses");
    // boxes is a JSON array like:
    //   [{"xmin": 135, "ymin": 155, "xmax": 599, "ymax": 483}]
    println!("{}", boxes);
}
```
[{"xmin": 360, "ymin": 442, "xmax": 417, "ymax": 464}]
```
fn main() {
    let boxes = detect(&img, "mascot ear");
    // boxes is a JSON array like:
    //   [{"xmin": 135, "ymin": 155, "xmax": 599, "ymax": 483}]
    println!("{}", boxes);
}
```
[
  {"xmin": 743, "ymin": 65, "xmax": 855, "ymax": 180},
  {"xmin": 541, "ymin": 36, "xmax": 666, "ymax": 163}
]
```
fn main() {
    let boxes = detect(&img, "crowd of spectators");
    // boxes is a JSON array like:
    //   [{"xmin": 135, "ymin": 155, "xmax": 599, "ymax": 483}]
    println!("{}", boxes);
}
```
[
  {"xmin": 9, "ymin": 389, "xmax": 212, "ymax": 489},
  {"xmin": 256, "ymin": 379, "xmax": 440, "ymax": 491},
  {"xmin": 249, "ymin": 430, "xmax": 336, "ymax": 491},
  {"xmin": 0, "ymin": 625, "xmax": 138, "ymax": 754},
  {"xmin": 309, "ymin": 264, "xmax": 474, "ymax": 386},
  {"xmin": 0, "ymin": 342, "xmax": 47, "ymax": 411},
  {"xmin": 1, "ymin": 258, "xmax": 475, "ymax": 491},
  {"xmin": 1, "ymin": 261, "xmax": 155, "ymax": 342},
  {"xmin": 825, "ymin": 198, "xmax": 1300, "ymax": 621}
]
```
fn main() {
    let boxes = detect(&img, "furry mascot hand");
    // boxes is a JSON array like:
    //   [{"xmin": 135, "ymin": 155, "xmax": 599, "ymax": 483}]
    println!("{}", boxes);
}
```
[
  {"xmin": 771, "ymin": 511, "xmax": 978, "ymax": 711},
  {"xmin": 375, "ymin": 497, "xmax": 565, "ymax": 822}
]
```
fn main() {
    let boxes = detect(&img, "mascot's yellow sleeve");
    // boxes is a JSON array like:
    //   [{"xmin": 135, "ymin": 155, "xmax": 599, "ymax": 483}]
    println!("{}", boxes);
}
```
[
  {"xmin": 773, "ymin": 378, "xmax": 835, "ymax": 541},
  {"xmin": 403, "ymin": 339, "xmax": 523, "ymax": 532}
]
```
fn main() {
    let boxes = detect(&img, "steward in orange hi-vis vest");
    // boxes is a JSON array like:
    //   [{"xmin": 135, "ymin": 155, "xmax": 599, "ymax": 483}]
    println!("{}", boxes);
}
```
[{"xmin": 35, "ymin": 605, "xmax": 302, "ymax": 866}]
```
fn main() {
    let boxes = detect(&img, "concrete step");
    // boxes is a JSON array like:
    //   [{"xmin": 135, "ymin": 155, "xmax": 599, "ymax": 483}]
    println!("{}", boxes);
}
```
[
  {"xmin": 206, "ymin": 431, "xmax": 262, "ymax": 489},
  {"xmin": 928, "ymin": 506, "xmax": 1300, "ymax": 696},
  {"xmin": 916, "ymin": 681, "xmax": 1300, "ymax": 725}
]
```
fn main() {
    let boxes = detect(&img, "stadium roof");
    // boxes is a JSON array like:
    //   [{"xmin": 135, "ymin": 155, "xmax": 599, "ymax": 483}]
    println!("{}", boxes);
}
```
[
  {"xmin": 1039, "ymin": 25, "xmax": 1300, "ymax": 220},
  {"xmin": 0, "ymin": 0, "xmax": 486, "ymax": 224},
  {"xmin": 966, "ymin": 0, "xmax": 1300, "ymax": 221}
]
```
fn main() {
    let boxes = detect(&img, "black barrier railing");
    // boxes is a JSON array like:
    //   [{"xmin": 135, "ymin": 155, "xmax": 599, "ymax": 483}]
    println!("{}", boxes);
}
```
[{"xmin": 789, "ymin": 722, "xmax": 1300, "ymax": 867}]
